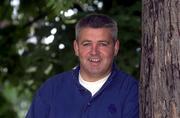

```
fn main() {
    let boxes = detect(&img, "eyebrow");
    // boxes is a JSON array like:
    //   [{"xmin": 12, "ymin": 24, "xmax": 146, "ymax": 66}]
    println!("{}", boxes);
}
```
[
  {"xmin": 79, "ymin": 40, "xmax": 91, "ymax": 44},
  {"xmin": 79, "ymin": 39, "xmax": 112, "ymax": 44},
  {"xmin": 98, "ymin": 40, "xmax": 110, "ymax": 43}
]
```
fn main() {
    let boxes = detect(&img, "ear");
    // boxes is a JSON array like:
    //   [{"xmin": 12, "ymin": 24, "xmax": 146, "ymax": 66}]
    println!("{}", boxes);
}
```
[
  {"xmin": 114, "ymin": 39, "xmax": 120, "ymax": 56},
  {"xmin": 73, "ymin": 40, "xmax": 79, "ymax": 56}
]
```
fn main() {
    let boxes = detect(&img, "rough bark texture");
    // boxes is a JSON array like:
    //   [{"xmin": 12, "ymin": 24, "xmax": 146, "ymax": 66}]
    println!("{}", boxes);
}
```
[{"xmin": 140, "ymin": 0, "xmax": 180, "ymax": 118}]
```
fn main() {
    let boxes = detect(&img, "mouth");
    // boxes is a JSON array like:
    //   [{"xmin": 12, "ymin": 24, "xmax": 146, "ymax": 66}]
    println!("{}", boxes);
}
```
[{"xmin": 88, "ymin": 58, "xmax": 100, "ymax": 63}]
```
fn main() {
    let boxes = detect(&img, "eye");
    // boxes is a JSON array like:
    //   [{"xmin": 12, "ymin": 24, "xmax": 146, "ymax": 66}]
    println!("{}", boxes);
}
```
[
  {"xmin": 82, "ymin": 42, "xmax": 91, "ymax": 46},
  {"xmin": 99, "ymin": 42, "xmax": 109, "ymax": 47}
]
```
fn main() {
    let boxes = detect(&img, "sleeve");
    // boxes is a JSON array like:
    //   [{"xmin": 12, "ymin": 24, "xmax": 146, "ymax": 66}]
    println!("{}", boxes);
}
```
[
  {"xmin": 122, "ymin": 81, "xmax": 139, "ymax": 118},
  {"xmin": 25, "ymin": 92, "xmax": 50, "ymax": 118},
  {"xmin": 25, "ymin": 79, "xmax": 53, "ymax": 118}
]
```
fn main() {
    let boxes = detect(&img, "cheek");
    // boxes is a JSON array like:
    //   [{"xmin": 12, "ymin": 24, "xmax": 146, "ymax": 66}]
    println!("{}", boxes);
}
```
[
  {"xmin": 78, "ymin": 50, "xmax": 89, "ymax": 57},
  {"xmin": 101, "ymin": 49, "xmax": 114, "ymax": 57}
]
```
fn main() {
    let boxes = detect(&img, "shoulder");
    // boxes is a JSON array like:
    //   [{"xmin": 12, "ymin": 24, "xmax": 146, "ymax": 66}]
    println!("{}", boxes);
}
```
[
  {"xmin": 111, "ymin": 64, "xmax": 138, "ymax": 86},
  {"xmin": 112, "ymin": 69, "xmax": 138, "ymax": 92},
  {"xmin": 37, "ymin": 70, "xmax": 74, "ymax": 95},
  {"xmin": 115, "ymin": 69, "xmax": 138, "ymax": 84},
  {"xmin": 34, "ymin": 70, "xmax": 75, "ymax": 104},
  {"xmin": 41, "ymin": 70, "xmax": 74, "ymax": 89}
]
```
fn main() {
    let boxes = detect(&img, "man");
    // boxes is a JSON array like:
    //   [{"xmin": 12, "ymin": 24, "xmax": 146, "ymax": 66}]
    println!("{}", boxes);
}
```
[{"xmin": 26, "ymin": 13, "xmax": 139, "ymax": 118}]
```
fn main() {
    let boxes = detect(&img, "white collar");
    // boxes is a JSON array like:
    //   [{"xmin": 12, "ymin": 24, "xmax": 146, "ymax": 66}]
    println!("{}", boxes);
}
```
[{"xmin": 79, "ymin": 73, "xmax": 110, "ymax": 96}]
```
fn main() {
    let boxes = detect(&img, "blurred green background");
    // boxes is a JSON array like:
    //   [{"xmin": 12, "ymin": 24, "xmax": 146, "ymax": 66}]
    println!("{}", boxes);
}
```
[{"xmin": 0, "ymin": 0, "xmax": 141, "ymax": 117}]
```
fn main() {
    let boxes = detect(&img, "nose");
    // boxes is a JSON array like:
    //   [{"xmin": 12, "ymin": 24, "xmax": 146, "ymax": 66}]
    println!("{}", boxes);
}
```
[{"xmin": 90, "ymin": 44, "xmax": 99, "ymax": 55}]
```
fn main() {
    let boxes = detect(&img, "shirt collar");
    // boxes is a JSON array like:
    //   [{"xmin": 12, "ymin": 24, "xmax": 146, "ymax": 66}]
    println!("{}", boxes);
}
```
[{"xmin": 72, "ymin": 62, "xmax": 118, "ymax": 82}]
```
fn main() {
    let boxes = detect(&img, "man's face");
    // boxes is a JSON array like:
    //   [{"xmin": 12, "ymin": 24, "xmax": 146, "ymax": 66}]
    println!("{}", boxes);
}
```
[{"xmin": 74, "ymin": 27, "xmax": 119, "ymax": 81}]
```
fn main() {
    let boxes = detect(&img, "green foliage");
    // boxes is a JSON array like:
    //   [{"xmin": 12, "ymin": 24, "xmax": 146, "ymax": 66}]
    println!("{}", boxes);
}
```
[
  {"xmin": 0, "ymin": 0, "xmax": 141, "ymax": 117},
  {"xmin": 0, "ymin": 94, "xmax": 17, "ymax": 118}
]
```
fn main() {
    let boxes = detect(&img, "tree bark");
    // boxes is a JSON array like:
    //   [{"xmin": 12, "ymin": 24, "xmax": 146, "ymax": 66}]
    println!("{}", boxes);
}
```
[{"xmin": 140, "ymin": 0, "xmax": 180, "ymax": 118}]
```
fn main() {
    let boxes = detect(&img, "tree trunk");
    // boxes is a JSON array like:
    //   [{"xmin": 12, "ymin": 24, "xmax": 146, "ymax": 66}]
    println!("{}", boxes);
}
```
[{"xmin": 140, "ymin": 0, "xmax": 180, "ymax": 118}]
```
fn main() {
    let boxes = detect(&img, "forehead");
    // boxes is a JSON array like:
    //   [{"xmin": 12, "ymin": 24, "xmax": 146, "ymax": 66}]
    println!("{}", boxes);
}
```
[{"xmin": 78, "ymin": 27, "xmax": 113, "ymax": 41}]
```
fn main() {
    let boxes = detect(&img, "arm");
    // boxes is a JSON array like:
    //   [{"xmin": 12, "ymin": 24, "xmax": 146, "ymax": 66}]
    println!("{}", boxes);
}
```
[
  {"xmin": 25, "ymin": 91, "xmax": 50, "ymax": 118},
  {"xmin": 25, "ymin": 79, "xmax": 53, "ymax": 118},
  {"xmin": 122, "ymin": 81, "xmax": 139, "ymax": 118}
]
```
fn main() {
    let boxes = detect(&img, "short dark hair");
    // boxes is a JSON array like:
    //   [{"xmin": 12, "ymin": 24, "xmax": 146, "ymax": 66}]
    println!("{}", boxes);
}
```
[{"xmin": 75, "ymin": 13, "xmax": 118, "ymax": 40}]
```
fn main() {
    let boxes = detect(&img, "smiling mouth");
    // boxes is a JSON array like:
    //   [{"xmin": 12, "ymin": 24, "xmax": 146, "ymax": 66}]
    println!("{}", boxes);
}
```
[{"xmin": 89, "ymin": 58, "xmax": 100, "ymax": 63}]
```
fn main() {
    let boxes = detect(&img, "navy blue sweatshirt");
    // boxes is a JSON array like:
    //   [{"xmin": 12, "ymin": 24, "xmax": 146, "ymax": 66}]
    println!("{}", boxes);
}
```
[{"xmin": 26, "ymin": 65, "xmax": 139, "ymax": 118}]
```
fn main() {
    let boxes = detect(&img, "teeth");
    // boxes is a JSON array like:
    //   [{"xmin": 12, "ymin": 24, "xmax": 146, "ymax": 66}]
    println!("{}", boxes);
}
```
[{"xmin": 89, "ymin": 58, "xmax": 100, "ymax": 62}]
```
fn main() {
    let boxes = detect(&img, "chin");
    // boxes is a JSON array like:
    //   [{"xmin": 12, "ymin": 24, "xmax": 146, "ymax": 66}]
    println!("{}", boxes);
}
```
[{"xmin": 89, "ymin": 69, "xmax": 104, "ymax": 75}]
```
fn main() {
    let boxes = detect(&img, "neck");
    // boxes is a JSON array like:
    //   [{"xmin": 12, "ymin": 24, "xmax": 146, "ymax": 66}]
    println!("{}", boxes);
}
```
[{"xmin": 79, "ymin": 71, "xmax": 111, "ymax": 82}]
